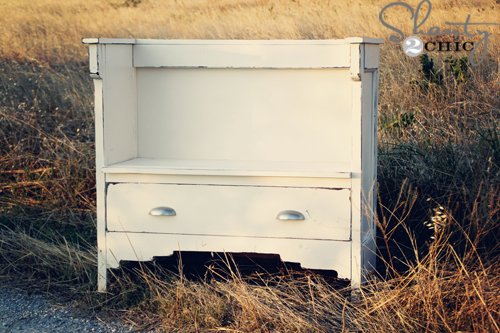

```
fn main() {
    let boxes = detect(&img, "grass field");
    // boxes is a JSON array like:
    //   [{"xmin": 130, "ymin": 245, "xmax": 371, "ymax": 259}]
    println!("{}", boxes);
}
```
[{"xmin": 1, "ymin": 0, "xmax": 500, "ymax": 331}]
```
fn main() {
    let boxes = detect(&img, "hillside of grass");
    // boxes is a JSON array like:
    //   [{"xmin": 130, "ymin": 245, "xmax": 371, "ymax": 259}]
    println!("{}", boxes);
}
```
[{"xmin": 1, "ymin": 0, "xmax": 500, "ymax": 331}]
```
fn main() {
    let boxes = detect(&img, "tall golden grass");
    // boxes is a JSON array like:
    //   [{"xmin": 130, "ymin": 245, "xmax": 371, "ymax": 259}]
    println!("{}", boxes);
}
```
[
  {"xmin": 1, "ymin": 0, "xmax": 500, "ymax": 331},
  {"xmin": 1, "ymin": 0, "xmax": 500, "ymax": 62}
]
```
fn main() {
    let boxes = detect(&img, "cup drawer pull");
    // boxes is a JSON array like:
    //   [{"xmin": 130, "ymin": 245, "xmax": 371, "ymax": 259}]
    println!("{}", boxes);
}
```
[
  {"xmin": 149, "ymin": 207, "xmax": 176, "ymax": 216},
  {"xmin": 276, "ymin": 210, "xmax": 305, "ymax": 221}
]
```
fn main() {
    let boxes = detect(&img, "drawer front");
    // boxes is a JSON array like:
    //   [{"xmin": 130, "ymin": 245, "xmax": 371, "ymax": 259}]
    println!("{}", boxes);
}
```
[{"xmin": 106, "ymin": 183, "xmax": 351, "ymax": 240}]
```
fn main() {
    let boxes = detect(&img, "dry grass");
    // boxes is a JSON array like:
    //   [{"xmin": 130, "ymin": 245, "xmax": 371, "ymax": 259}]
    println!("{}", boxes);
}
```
[
  {"xmin": 1, "ymin": 0, "xmax": 500, "ymax": 63},
  {"xmin": 79, "ymin": 225, "xmax": 500, "ymax": 332},
  {"xmin": 0, "ymin": 227, "xmax": 96, "ymax": 294},
  {"xmin": 1, "ymin": 0, "xmax": 500, "ymax": 331}
]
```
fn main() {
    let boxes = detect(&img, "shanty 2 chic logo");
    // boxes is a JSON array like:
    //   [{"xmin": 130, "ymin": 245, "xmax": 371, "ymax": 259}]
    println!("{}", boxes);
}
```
[
  {"xmin": 402, "ymin": 36, "xmax": 424, "ymax": 57},
  {"xmin": 379, "ymin": 0, "xmax": 500, "ymax": 66}
]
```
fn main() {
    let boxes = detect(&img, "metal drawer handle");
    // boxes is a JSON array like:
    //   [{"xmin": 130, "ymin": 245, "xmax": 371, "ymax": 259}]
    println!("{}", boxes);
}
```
[
  {"xmin": 149, "ymin": 207, "xmax": 176, "ymax": 216},
  {"xmin": 276, "ymin": 210, "xmax": 305, "ymax": 221}
]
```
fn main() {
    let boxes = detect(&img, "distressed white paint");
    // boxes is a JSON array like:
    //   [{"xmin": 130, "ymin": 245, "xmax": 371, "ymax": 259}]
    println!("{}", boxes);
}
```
[
  {"xmin": 106, "ymin": 233, "xmax": 352, "ymax": 280},
  {"xmin": 87, "ymin": 45, "xmax": 99, "ymax": 78},
  {"xmin": 107, "ymin": 183, "xmax": 351, "ymax": 240},
  {"xmin": 105, "ymin": 173, "xmax": 352, "ymax": 189},
  {"xmin": 364, "ymin": 44, "xmax": 382, "ymax": 69},
  {"xmin": 103, "ymin": 158, "xmax": 352, "ymax": 178},
  {"xmin": 101, "ymin": 45, "xmax": 137, "ymax": 166},
  {"xmin": 93, "ymin": 77, "xmax": 107, "ymax": 290},
  {"xmin": 133, "ymin": 44, "xmax": 351, "ymax": 68},
  {"xmin": 83, "ymin": 38, "xmax": 383, "ymax": 291}
]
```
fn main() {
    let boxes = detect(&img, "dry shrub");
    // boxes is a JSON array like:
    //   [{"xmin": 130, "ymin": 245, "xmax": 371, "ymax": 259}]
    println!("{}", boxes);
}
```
[
  {"xmin": 369, "ymin": 179, "xmax": 500, "ymax": 332},
  {"xmin": 0, "ymin": 61, "xmax": 95, "ymax": 214},
  {"xmin": 356, "ymin": 235, "xmax": 500, "ymax": 332}
]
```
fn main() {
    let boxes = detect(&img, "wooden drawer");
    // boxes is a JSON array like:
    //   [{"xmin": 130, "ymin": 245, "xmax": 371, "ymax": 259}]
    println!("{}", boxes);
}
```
[{"xmin": 107, "ymin": 183, "xmax": 351, "ymax": 240}]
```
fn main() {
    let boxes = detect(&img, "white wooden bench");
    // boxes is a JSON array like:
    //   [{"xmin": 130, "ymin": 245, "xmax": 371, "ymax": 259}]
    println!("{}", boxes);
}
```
[{"xmin": 83, "ymin": 38, "xmax": 383, "ymax": 290}]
